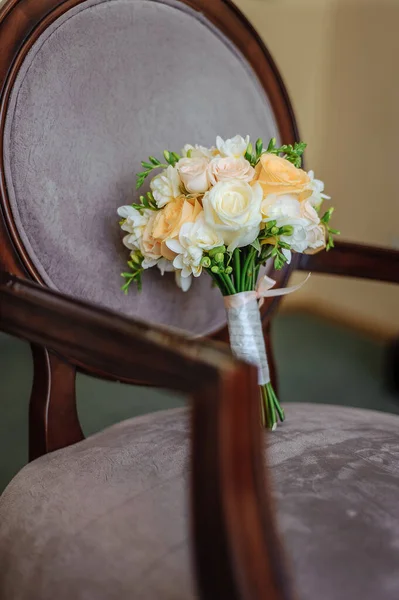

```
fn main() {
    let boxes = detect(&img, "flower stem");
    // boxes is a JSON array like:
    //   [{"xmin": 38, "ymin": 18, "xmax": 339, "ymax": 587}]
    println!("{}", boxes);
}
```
[
  {"xmin": 241, "ymin": 248, "xmax": 255, "ymax": 292},
  {"xmin": 233, "ymin": 249, "xmax": 241, "ymax": 292},
  {"xmin": 260, "ymin": 382, "xmax": 285, "ymax": 430},
  {"xmin": 246, "ymin": 254, "xmax": 256, "ymax": 291},
  {"xmin": 220, "ymin": 272, "xmax": 236, "ymax": 296},
  {"xmin": 206, "ymin": 268, "xmax": 228, "ymax": 296}
]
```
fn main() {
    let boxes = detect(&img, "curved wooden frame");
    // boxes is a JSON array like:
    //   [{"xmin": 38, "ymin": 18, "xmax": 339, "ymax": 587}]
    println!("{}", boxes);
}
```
[
  {"xmin": 0, "ymin": 272, "xmax": 294, "ymax": 600},
  {"xmin": 0, "ymin": 0, "xmax": 298, "ymax": 456},
  {"xmin": 0, "ymin": 0, "xmax": 299, "ymax": 344}
]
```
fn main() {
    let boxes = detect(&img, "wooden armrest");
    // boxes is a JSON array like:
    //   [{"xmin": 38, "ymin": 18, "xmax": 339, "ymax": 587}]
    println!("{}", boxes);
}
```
[
  {"xmin": 0, "ymin": 272, "xmax": 290, "ymax": 600},
  {"xmin": 296, "ymin": 240, "xmax": 399, "ymax": 284},
  {"xmin": 0, "ymin": 271, "xmax": 232, "ymax": 390}
]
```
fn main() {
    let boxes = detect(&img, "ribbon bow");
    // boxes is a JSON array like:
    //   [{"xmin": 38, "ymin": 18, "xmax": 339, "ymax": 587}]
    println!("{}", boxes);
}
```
[{"xmin": 256, "ymin": 273, "xmax": 311, "ymax": 307}]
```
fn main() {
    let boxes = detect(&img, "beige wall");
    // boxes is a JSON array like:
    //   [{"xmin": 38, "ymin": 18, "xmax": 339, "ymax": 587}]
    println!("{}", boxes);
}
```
[{"xmin": 236, "ymin": 0, "xmax": 399, "ymax": 336}]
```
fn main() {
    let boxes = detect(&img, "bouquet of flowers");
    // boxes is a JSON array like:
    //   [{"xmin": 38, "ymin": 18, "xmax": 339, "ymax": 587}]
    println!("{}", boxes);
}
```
[{"xmin": 117, "ymin": 135, "xmax": 337, "ymax": 429}]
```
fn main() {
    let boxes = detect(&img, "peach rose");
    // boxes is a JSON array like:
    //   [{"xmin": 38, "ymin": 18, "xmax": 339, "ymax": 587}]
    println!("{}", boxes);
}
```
[
  {"xmin": 254, "ymin": 153, "xmax": 311, "ymax": 198},
  {"xmin": 141, "ymin": 212, "xmax": 162, "ymax": 268},
  {"xmin": 152, "ymin": 196, "xmax": 202, "ymax": 260}
]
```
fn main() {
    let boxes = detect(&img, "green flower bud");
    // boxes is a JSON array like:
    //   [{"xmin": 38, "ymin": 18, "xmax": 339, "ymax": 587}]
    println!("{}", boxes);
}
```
[
  {"xmin": 279, "ymin": 225, "xmax": 294, "ymax": 236},
  {"xmin": 225, "ymin": 266, "xmax": 233, "ymax": 274},
  {"xmin": 211, "ymin": 265, "xmax": 220, "ymax": 274},
  {"xmin": 271, "ymin": 226, "xmax": 279, "ymax": 235},
  {"xmin": 214, "ymin": 252, "xmax": 224, "ymax": 264},
  {"xmin": 130, "ymin": 253, "xmax": 141, "ymax": 264},
  {"xmin": 209, "ymin": 245, "xmax": 226, "ymax": 258},
  {"xmin": 201, "ymin": 256, "xmax": 211, "ymax": 268}
]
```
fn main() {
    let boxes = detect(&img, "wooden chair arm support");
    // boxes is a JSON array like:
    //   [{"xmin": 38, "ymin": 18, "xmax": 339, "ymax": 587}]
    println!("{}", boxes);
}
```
[
  {"xmin": 297, "ymin": 240, "xmax": 399, "ymax": 284},
  {"xmin": 0, "ymin": 272, "xmax": 291, "ymax": 600},
  {"xmin": 0, "ymin": 271, "xmax": 236, "ymax": 391}
]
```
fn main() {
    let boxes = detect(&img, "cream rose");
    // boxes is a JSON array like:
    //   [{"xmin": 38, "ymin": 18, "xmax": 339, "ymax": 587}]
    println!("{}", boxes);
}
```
[
  {"xmin": 300, "ymin": 199, "xmax": 319, "ymax": 223},
  {"xmin": 209, "ymin": 156, "xmax": 255, "ymax": 185},
  {"xmin": 203, "ymin": 180, "xmax": 262, "ymax": 251},
  {"xmin": 177, "ymin": 157, "xmax": 211, "ymax": 194},
  {"xmin": 305, "ymin": 224, "xmax": 326, "ymax": 252},
  {"xmin": 151, "ymin": 196, "xmax": 202, "ymax": 260},
  {"xmin": 216, "ymin": 135, "xmax": 249, "ymax": 158},
  {"xmin": 150, "ymin": 165, "xmax": 181, "ymax": 208},
  {"xmin": 254, "ymin": 153, "xmax": 311, "ymax": 198}
]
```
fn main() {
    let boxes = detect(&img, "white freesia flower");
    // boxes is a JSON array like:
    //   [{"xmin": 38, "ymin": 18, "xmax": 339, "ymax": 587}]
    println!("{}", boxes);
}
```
[
  {"xmin": 261, "ymin": 194, "xmax": 325, "ymax": 262},
  {"xmin": 203, "ymin": 180, "xmax": 262, "ymax": 251},
  {"xmin": 166, "ymin": 214, "xmax": 223, "ymax": 284},
  {"xmin": 166, "ymin": 225, "xmax": 203, "ymax": 279},
  {"xmin": 216, "ymin": 135, "xmax": 250, "ymax": 158},
  {"xmin": 175, "ymin": 270, "xmax": 192, "ymax": 292},
  {"xmin": 177, "ymin": 156, "xmax": 211, "ymax": 194},
  {"xmin": 261, "ymin": 193, "xmax": 301, "ymax": 222},
  {"xmin": 157, "ymin": 257, "xmax": 175, "ymax": 275},
  {"xmin": 150, "ymin": 165, "xmax": 181, "ymax": 208},
  {"xmin": 181, "ymin": 144, "xmax": 217, "ymax": 159},
  {"xmin": 118, "ymin": 205, "xmax": 149, "ymax": 251},
  {"xmin": 306, "ymin": 170, "xmax": 330, "ymax": 207},
  {"xmin": 209, "ymin": 156, "xmax": 255, "ymax": 185}
]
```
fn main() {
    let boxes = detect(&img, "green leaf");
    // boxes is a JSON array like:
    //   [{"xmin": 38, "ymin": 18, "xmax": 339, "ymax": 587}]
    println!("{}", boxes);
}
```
[
  {"xmin": 255, "ymin": 138, "xmax": 263, "ymax": 157},
  {"xmin": 267, "ymin": 138, "xmax": 276, "ymax": 152},
  {"xmin": 251, "ymin": 238, "xmax": 261, "ymax": 254},
  {"xmin": 279, "ymin": 241, "xmax": 291, "ymax": 250},
  {"xmin": 321, "ymin": 207, "xmax": 334, "ymax": 224},
  {"xmin": 294, "ymin": 141, "xmax": 307, "ymax": 155}
]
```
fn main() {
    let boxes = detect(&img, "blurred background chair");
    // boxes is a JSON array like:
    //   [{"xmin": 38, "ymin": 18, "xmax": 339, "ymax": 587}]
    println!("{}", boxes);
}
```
[{"xmin": 1, "ymin": 0, "xmax": 399, "ymax": 598}]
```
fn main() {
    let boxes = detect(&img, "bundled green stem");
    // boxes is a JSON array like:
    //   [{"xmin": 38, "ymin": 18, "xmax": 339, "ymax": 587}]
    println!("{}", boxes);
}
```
[
  {"xmin": 204, "ymin": 244, "xmax": 285, "ymax": 430},
  {"xmin": 261, "ymin": 383, "xmax": 285, "ymax": 430}
]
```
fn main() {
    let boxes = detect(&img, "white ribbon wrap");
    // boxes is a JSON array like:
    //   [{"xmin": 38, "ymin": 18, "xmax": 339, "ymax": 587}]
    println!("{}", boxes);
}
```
[
  {"xmin": 225, "ymin": 292, "xmax": 270, "ymax": 384},
  {"xmin": 224, "ymin": 274, "xmax": 310, "ymax": 385}
]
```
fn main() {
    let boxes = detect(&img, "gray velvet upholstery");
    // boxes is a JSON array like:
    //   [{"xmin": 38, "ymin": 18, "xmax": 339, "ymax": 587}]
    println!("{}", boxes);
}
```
[
  {"xmin": 1, "ymin": 404, "xmax": 399, "ymax": 600},
  {"xmin": 3, "ymin": 0, "xmax": 277, "ymax": 336}
]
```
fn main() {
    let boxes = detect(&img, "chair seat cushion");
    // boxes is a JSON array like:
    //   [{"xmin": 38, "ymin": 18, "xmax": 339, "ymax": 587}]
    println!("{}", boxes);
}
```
[{"xmin": 1, "ymin": 404, "xmax": 399, "ymax": 600}]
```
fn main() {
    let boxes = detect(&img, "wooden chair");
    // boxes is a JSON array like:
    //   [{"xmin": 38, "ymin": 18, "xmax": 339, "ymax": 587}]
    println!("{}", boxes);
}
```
[
  {"xmin": 1, "ymin": 1, "xmax": 399, "ymax": 599},
  {"xmin": 0, "ymin": 272, "xmax": 288, "ymax": 600}
]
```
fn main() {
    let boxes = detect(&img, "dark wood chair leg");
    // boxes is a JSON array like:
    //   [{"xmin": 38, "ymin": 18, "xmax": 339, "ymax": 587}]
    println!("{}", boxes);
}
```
[{"xmin": 29, "ymin": 346, "xmax": 84, "ymax": 461}]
